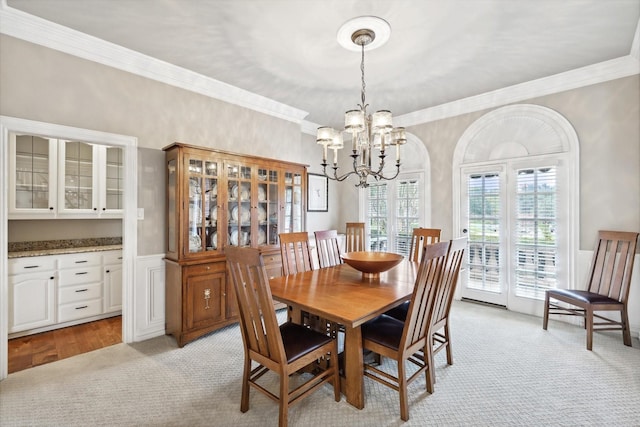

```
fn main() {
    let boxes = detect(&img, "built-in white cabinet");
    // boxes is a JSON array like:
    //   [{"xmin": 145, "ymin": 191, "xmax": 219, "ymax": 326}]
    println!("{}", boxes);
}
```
[
  {"xmin": 8, "ymin": 256, "xmax": 57, "ymax": 333},
  {"xmin": 103, "ymin": 250, "xmax": 123, "ymax": 313},
  {"xmin": 8, "ymin": 250, "xmax": 123, "ymax": 337},
  {"xmin": 8, "ymin": 132, "xmax": 123, "ymax": 219}
]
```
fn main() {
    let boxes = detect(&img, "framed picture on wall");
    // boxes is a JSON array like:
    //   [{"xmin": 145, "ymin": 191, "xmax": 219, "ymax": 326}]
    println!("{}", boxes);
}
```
[{"xmin": 307, "ymin": 173, "xmax": 328, "ymax": 212}]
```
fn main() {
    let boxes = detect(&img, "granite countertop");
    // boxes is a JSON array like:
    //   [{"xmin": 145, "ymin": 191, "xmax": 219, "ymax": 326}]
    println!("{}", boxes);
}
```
[{"xmin": 8, "ymin": 238, "xmax": 123, "ymax": 259}]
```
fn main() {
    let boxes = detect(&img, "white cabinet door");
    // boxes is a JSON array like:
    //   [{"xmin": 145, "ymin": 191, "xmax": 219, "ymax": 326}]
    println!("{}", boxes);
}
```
[
  {"xmin": 98, "ymin": 146, "xmax": 124, "ymax": 217},
  {"xmin": 57, "ymin": 140, "xmax": 99, "ymax": 216},
  {"xmin": 8, "ymin": 133, "xmax": 58, "ymax": 219},
  {"xmin": 103, "ymin": 250, "xmax": 123, "ymax": 313},
  {"xmin": 9, "ymin": 272, "xmax": 56, "ymax": 333}
]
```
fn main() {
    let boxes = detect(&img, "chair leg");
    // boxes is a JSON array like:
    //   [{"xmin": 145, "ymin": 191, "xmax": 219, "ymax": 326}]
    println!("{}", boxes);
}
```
[
  {"xmin": 621, "ymin": 307, "xmax": 632, "ymax": 347},
  {"xmin": 240, "ymin": 357, "xmax": 251, "ymax": 413},
  {"xmin": 542, "ymin": 292, "xmax": 550, "ymax": 330},
  {"xmin": 279, "ymin": 373, "xmax": 289, "ymax": 427},
  {"xmin": 398, "ymin": 359, "xmax": 409, "ymax": 421},
  {"xmin": 586, "ymin": 307, "xmax": 594, "ymax": 351},
  {"xmin": 444, "ymin": 324, "xmax": 453, "ymax": 365},
  {"xmin": 424, "ymin": 345, "xmax": 435, "ymax": 394}
]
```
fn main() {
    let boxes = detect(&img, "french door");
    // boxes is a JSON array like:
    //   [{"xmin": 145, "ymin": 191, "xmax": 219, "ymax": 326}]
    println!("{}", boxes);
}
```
[{"xmin": 459, "ymin": 158, "xmax": 567, "ymax": 315}]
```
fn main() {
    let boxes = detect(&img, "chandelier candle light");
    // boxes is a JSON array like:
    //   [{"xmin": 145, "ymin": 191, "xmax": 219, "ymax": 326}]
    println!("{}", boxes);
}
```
[{"xmin": 317, "ymin": 16, "xmax": 406, "ymax": 188}]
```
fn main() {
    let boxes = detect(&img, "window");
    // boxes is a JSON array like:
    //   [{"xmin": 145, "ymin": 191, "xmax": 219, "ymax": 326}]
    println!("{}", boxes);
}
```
[{"xmin": 365, "ymin": 173, "xmax": 424, "ymax": 255}]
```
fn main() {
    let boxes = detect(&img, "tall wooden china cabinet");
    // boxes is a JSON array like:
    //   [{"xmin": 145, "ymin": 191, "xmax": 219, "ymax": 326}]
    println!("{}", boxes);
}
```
[{"xmin": 163, "ymin": 143, "xmax": 306, "ymax": 346}]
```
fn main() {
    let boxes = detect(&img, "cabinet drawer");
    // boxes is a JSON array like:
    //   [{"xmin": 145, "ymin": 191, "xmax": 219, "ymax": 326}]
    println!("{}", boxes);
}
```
[
  {"xmin": 59, "ymin": 282, "xmax": 102, "ymax": 304},
  {"xmin": 58, "ymin": 298, "xmax": 102, "ymax": 323},
  {"xmin": 58, "ymin": 266, "xmax": 102, "ymax": 286},
  {"xmin": 59, "ymin": 252, "xmax": 101, "ymax": 269},
  {"xmin": 262, "ymin": 253, "xmax": 283, "ymax": 278},
  {"xmin": 185, "ymin": 262, "xmax": 225, "ymax": 276},
  {"xmin": 103, "ymin": 250, "xmax": 123, "ymax": 264},
  {"xmin": 8, "ymin": 256, "xmax": 56, "ymax": 275}
]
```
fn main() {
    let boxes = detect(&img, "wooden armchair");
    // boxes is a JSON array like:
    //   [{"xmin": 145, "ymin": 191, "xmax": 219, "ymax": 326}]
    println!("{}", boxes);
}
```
[
  {"xmin": 279, "ymin": 232, "xmax": 314, "ymax": 275},
  {"xmin": 408, "ymin": 227, "xmax": 442, "ymax": 262},
  {"xmin": 225, "ymin": 246, "xmax": 340, "ymax": 427},
  {"xmin": 314, "ymin": 229, "xmax": 343, "ymax": 268},
  {"xmin": 543, "ymin": 230, "xmax": 639, "ymax": 350},
  {"xmin": 345, "ymin": 222, "xmax": 365, "ymax": 252},
  {"xmin": 361, "ymin": 240, "xmax": 450, "ymax": 421}
]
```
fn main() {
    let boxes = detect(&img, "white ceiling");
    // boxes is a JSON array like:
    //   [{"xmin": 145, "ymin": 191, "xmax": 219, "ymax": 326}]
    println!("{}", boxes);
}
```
[{"xmin": 4, "ymin": 0, "xmax": 640, "ymax": 130}]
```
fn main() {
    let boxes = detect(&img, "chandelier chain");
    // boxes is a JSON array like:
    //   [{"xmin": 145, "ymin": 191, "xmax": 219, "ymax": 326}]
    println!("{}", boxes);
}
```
[{"xmin": 360, "ymin": 42, "xmax": 366, "ymax": 109}]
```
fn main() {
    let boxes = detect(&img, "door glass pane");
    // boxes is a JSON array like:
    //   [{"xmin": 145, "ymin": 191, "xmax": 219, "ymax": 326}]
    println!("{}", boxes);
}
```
[
  {"xmin": 167, "ymin": 159, "xmax": 177, "ymax": 253},
  {"xmin": 105, "ymin": 147, "xmax": 124, "ymax": 210},
  {"xmin": 227, "ymin": 163, "xmax": 251, "ymax": 246},
  {"xmin": 204, "ymin": 160, "xmax": 219, "ymax": 251},
  {"xmin": 15, "ymin": 135, "xmax": 50, "ymax": 209},
  {"xmin": 394, "ymin": 179, "xmax": 420, "ymax": 256},
  {"xmin": 283, "ymin": 171, "xmax": 302, "ymax": 234},
  {"xmin": 467, "ymin": 173, "xmax": 502, "ymax": 292},
  {"xmin": 515, "ymin": 167, "xmax": 558, "ymax": 299},
  {"xmin": 367, "ymin": 183, "xmax": 387, "ymax": 251},
  {"xmin": 64, "ymin": 141, "xmax": 93, "ymax": 210}
]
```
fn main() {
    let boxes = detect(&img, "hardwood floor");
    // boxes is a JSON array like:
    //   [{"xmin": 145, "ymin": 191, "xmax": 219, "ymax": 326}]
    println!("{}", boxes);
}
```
[{"xmin": 8, "ymin": 316, "xmax": 122, "ymax": 374}]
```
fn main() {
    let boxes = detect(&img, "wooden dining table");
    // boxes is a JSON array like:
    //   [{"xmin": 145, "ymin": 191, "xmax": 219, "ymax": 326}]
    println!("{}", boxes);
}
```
[{"xmin": 268, "ymin": 258, "xmax": 419, "ymax": 409}]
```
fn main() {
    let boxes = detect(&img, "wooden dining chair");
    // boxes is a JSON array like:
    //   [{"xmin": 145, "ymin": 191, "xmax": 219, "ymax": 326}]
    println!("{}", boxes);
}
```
[
  {"xmin": 361, "ymin": 240, "xmax": 450, "ymax": 421},
  {"xmin": 426, "ymin": 236, "xmax": 466, "ymax": 389},
  {"xmin": 382, "ymin": 237, "xmax": 466, "ymax": 391},
  {"xmin": 345, "ymin": 222, "xmax": 365, "ymax": 252},
  {"xmin": 543, "ymin": 230, "xmax": 639, "ymax": 350},
  {"xmin": 408, "ymin": 227, "xmax": 442, "ymax": 262},
  {"xmin": 278, "ymin": 232, "xmax": 322, "ymax": 331},
  {"xmin": 314, "ymin": 229, "xmax": 345, "ymax": 338},
  {"xmin": 225, "ymin": 246, "xmax": 340, "ymax": 427},
  {"xmin": 279, "ymin": 232, "xmax": 314, "ymax": 275},
  {"xmin": 314, "ymin": 229, "xmax": 343, "ymax": 268},
  {"xmin": 384, "ymin": 228, "xmax": 442, "ymax": 321}
]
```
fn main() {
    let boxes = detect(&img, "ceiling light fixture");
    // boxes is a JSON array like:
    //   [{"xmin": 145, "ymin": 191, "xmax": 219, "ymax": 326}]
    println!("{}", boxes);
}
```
[{"xmin": 316, "ymin": 16, "xmax": 405, "ymax": 188}]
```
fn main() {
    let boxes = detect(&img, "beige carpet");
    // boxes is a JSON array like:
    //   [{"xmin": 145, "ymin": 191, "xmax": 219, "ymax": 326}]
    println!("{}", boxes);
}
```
[{"xmin": 1, "ymin": 301, "xmax": 639, "ymax": 426}]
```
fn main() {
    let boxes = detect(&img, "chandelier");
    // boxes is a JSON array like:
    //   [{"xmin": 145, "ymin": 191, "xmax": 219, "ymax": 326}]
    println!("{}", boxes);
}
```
[{"xmin": 316, "ymin": 17, "xmax": 406, "ymax": 188}]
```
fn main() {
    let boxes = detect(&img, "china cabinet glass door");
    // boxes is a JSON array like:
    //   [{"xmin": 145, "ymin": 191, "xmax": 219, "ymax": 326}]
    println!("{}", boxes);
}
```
[
  {"xmin": 282, "ymin": 170, "xmax": 303, "ymax": 233},
  {"xmin": 227, "ymin": 162, "xmax": 252, "ymax": 247},
  {"xmin": 257, "ymin": 167, "xmax": 279, "ymax": 245},
  {"xmin": 186, "ymin": 156, "xmax": 222, "ymax": 254}
]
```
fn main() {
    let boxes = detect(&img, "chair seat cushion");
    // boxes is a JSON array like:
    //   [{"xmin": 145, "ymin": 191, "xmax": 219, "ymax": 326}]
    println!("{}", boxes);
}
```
[
  {"xmin": 280, "ymin": 322, "xmax": 333, "ymax": 364},
  {"xmin": 362, "ymin": 314, "xmax": 405, "ymax": 351},
  {"xmin": 384, "ymin": 301, "xmax": 409, "ymax": 321},
  {"xmin": 548, "ymin": 289, "xmax": 622, "ymax": 305}
]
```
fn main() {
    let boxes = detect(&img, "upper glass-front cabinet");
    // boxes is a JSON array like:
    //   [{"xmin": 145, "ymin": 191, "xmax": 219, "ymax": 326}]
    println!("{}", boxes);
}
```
[
  {"xmin": 8, "ymin": 133, "xmax": 124, "ymax": 219},
  {"xmin": 10, "ymin": 133, "xmax": 58, "ymax": 215},
  {"xmin": 163, "ymin": 143, "xmax": 307, "ymax": 262}
]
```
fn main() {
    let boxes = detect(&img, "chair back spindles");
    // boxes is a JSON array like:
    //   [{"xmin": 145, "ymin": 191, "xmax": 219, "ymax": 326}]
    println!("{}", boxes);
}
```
[
  {"xmin": 345, "ymin": 222, "xmax": 365, "ymax": 252},
  {"xmin": 409, "ymin": 228, "xmax": 442, "ymax": 262},
  {"xmin": 279, "ymin": 232, "xmax": 313, "ymax": 275},
  {"xmin": 314, "ymin": 229, "xmax": 343, "ymax": 268},
  {"xmin": 587, "ymin": 232, "xmax": 637, "ymax": 302}
]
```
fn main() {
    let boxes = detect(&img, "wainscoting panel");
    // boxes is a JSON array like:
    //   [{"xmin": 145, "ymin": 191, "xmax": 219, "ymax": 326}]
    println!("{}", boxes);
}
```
[{"xmin": 134, "ymin": 254, "xmax": 165, "ymax": 341}]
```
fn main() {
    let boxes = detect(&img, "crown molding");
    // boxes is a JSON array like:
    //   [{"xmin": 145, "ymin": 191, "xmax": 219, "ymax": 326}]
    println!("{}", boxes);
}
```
[{"xmin": 0, "ymin": 3, "xmax": 309, "ymax": 124}]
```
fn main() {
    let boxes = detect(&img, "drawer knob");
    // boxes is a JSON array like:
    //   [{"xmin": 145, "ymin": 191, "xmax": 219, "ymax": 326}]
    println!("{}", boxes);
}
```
[
  {"xmin": 75, "ymin": 289, "xmax": 88, "ymax": 293},
  {"xmin": 75, "ymin": 305, "xmax": 88, "ymax": 310}
]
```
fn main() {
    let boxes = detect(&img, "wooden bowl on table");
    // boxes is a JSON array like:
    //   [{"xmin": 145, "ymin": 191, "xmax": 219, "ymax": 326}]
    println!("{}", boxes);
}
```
[{"xmin": 341, "ymin": 251, "xmax": 404, "ymax": 280}]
